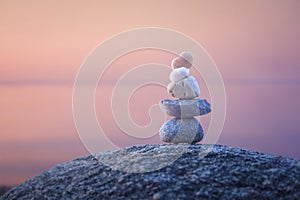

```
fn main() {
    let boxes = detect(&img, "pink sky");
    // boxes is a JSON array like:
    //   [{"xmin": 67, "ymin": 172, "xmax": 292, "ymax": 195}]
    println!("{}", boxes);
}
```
[{"xmin": 1, "ymin": 0, "xmax": 300, "ymax": 185}]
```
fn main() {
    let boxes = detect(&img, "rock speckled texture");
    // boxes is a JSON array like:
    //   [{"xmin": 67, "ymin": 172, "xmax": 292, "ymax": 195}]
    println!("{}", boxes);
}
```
[{"xmin": 2, "ymin": 144, "xmax": 300, "ymax": 200}]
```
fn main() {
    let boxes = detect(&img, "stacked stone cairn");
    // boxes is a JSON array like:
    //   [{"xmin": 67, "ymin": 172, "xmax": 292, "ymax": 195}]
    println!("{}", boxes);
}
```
[{"xmin": 159, "ymin": 52, "xmax": 212, "ymax": 144}]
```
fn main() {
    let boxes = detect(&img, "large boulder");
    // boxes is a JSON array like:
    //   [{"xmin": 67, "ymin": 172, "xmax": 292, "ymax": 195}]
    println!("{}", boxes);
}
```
[{"xmin": 2, "ymin": 144, "xmax": 300, "ymax": 199}]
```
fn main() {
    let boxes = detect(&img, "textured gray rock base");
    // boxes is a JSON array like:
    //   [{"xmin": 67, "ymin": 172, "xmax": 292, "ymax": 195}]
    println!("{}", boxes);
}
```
[
  {"xmin": 159, "ymin": 118, "xmax": 203, "ymax": 144},
  {"xmin": 2, "ymin": 144, "xmax": 300, "ymax": 200},
  {"xmin": 160, "ymin": 99, "xmax": 211, "ymax": 118}
]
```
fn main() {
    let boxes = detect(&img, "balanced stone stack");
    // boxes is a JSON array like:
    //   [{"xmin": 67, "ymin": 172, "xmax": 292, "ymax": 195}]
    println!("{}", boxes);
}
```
[{"xmin": 159, "ymin": 52, "xmax": 211, "ymax": 144}]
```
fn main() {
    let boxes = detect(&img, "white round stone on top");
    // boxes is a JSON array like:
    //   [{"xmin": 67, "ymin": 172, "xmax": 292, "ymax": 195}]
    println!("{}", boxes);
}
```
[
  {"xmin": 171, "ymin": 57, "xmax": 192, "ymax": 69},
  {"xmin": 180, "ymin": 51, "xmax": 193, "ymax": 65}
]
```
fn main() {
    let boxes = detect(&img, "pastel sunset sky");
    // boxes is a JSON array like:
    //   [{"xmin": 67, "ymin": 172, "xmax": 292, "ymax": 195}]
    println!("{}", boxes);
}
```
[{"xmin": 1, "ymin": 0, "xmax": 300, "ymax": 185}]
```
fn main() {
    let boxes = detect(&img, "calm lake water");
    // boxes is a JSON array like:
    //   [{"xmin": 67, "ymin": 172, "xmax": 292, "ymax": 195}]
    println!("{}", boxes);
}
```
[{"xmin": 1, "ymin": 82, "xmax": 300, "ymax": 185}]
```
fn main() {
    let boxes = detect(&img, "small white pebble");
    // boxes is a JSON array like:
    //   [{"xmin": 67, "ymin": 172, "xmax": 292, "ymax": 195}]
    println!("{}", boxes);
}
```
[{"xmin": 169, "ymin": 67, "xmax": 189, "ymax": 82}]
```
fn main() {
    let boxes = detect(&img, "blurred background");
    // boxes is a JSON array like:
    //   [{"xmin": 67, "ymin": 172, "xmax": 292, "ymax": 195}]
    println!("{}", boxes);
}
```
[{"xmin": 1, "ymin": 0, "xmax": 299, "ymax": 186}]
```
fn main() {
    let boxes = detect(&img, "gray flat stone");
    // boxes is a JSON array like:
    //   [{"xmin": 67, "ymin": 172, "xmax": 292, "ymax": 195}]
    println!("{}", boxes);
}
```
[
  {"xmin": 159, "ymin": 118, "xmax": 203, "ymax": 144},
  {"xmin": 160, "ymin": 98, "xmax": 211, "ymax": 118}
]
